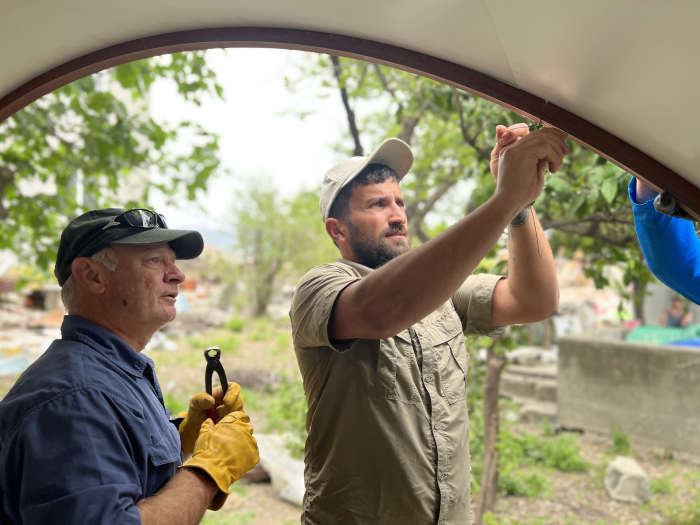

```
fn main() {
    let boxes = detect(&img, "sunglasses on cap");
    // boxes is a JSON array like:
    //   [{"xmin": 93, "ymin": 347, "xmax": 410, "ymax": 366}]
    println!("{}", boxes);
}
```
[
  {"xmin": 78, "ymin": 208, "xmax": 168, "ymax": 255},
  {"xmin": 102, "ymin": 208, "xmax": 168, "ymax": 231}
]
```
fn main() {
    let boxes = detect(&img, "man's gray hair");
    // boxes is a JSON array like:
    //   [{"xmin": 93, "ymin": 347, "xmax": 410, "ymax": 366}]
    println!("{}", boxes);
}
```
[{"xmin": 60, "ymin": 246, "xmax": 119, "ymax": 313}]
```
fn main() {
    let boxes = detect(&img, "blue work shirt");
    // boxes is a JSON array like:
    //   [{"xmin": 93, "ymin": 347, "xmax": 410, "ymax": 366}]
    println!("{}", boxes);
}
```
[
  {"xmin": 629, "ymin": 178, "xmax": 700, "ymax": 305},
  {"xmin": 0, "ymin": 315, "xmax": 182, "ymax": 524}
]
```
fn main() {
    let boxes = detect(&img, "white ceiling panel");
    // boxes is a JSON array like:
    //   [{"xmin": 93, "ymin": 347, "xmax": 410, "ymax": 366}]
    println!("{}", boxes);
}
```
[
  {"xmin": 487, "ymin": 0, "xmax": 700, "ymax": 182},
  {"xmin": 0, "ymin": 0, "xmax": 515, "ymax": 98},
  {"xmin": 1, "ymin": 0, "xmax": 698, "ymax": 199}
]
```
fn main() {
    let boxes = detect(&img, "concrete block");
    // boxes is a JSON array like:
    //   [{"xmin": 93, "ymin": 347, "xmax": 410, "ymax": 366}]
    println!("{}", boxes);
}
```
[
  {"xmin": 535, "ymin": 380, "xmax": 557, "ymax": 403},
  {"xmin": 500, "ymin": 374, "xmax": 536, "ymax": 399},
  {"xmin": 519, "ymin": 401, "xmax": 557, "ymax": 424},
  {"xmin": 558, "ymin": 331, "xmax": 700, "ymax": 455},
  {"xmin": 604, "ymin": 457, "xmax": 650, "ymax": 504}
]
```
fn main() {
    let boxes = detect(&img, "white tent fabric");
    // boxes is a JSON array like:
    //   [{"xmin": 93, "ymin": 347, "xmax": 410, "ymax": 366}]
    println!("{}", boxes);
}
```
[{"xmin": 1, "ymin": 0, "xmax": 698, "ymax": 204}]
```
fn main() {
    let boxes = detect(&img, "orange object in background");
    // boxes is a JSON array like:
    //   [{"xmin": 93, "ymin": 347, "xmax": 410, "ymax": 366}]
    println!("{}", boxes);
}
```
[{"xmin": 182, "ymin": 280, "xmax": 196, "ymax": 291}]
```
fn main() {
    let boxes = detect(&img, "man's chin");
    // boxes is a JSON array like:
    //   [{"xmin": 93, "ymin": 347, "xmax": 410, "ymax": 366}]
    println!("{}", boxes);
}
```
[{"xmin": 389, "ymin": 238, "xmax": 411, "ymax": 253}]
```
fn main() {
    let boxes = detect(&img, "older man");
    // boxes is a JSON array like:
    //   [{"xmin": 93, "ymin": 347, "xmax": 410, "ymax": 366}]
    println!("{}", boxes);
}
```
[
  {"xmin": 290, "ymin": 125, "xmax": 567, "ymax": 524},
  {"xmin": 0, "ymin": 208, "xmax": 259, "ymax": 525}
]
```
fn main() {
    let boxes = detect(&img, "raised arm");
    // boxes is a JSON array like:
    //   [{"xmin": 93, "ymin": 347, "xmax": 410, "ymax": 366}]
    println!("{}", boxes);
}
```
[
  {"xmin": 489, "ymin": 124, "xmax": 559, "ymax": 326},
  {"xmin": 329, "ymin": 127, "xmax": 569, "ymax": 340}
]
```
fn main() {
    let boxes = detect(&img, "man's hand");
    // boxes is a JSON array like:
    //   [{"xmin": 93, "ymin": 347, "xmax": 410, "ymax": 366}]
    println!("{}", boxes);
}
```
[
  {"xmin": 494, "ymin": 127, "xmax": 569, "ymax": 211},
  {"xmin": 179, "ymin": 411, "xmax": 260, "ymax": 510},
  {"xmin": 178, "ymin": 382, "xmax": 245, "ymax": 454},
  {"xmin": 490, "ymin": 123, "xmax": 530, "ymax": 180}
]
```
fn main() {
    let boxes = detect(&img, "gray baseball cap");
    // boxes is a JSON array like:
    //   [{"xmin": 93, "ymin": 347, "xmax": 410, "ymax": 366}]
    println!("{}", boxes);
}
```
[{"xmin": 319, "ymin": 138, "xmax": 413, "ymax": 221}]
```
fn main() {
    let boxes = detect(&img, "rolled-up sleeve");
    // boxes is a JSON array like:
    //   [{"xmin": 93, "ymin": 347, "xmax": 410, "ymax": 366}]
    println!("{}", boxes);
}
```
[
  {"xmin": 629, "ymin": 178, "xmax": 700, "ymax": 305},
  {"xmin": 290, "ymin": 264, "xmax": 360, "ymax": 351},
  {"xmin": 452, "ymin": 274, "xmax": 505, "ymax": 336},
  {"xmin": 3, "ymin": 390, "xmax": 145, "ymax": 525}
]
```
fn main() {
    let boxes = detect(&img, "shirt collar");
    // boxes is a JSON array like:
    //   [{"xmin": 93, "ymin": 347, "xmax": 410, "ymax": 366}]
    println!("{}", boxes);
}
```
[
  {"xmin": 60, "ymin": 315, "xmax": 149, "ymax": 378},
  {"xmin": 337, "ymin": 258, "xmax": 374, "ymax": 277}
]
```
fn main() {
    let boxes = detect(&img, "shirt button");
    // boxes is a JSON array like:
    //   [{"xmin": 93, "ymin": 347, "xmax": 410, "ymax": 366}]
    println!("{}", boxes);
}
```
[{"xmin": 425, "ymin": 375, "xmax": 433, "ymax": 382}]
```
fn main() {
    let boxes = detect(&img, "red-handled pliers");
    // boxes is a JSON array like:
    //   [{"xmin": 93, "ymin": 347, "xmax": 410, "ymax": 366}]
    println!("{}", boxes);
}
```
[{"xmin": 204, "ymin": 347, "xmax": 228, "ymax": 423}]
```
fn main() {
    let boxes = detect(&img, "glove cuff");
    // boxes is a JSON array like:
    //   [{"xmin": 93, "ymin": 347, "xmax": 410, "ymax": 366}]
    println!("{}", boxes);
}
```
[
  {"xmin": 208, "ymin": 490, "xmax": 229, "ymax": 511},
  {"xmin": 178, "ymin": 458, "xmax": 231, "ymax": 495},
  {"xmin": 177, "ymin": 464, "xmax": 229, "ymax": 511}
]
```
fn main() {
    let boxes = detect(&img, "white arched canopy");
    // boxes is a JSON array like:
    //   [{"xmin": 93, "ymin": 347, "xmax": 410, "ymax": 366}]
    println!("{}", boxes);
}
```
[{"xmin": 2, "ymin": 0, "xmax": 699, "ymax": 212}]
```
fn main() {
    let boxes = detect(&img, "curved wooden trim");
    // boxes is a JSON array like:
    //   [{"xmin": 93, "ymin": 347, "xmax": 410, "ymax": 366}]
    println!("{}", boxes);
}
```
[{"xmin": 1, "ymin": 26, "xmax": 698, "ymax": 212}]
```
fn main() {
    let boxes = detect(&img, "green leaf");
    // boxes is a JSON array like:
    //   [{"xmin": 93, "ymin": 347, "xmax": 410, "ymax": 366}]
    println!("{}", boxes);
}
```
[
  {"xmin": 547, "ymin": 176, "xmax": 571, "ymax": 194},
  {"xmin": 601, "ymin": 177, "xmax": 618, "ymax": 203},
  {"xmin": 570, "ymin": 193, "xmax": 586, "ymax": 215}
]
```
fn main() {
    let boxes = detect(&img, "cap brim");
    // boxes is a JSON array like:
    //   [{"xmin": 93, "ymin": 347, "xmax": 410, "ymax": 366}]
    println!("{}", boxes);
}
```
[{"xmin": 110, "ymin": 228, "xmax": 204, "ymax": 260}]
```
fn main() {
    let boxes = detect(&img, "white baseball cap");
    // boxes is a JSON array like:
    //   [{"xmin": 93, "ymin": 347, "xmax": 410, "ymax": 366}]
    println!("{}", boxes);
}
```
[{"xmin": 319, "ymin": 138, "xmax": 413, "ymax": 221}]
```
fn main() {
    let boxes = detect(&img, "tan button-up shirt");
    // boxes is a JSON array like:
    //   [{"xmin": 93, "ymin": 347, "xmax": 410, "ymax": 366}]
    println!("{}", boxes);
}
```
[{"xmin": 290, "ymin": 259, "xmax": 503, "ymax": 525}]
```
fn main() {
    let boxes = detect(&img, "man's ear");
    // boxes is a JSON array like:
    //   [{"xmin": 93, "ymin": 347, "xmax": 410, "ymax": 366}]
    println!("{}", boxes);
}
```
[
  {"xmin": 70, "ymin": 258, "xmax": 107, "ymax": 294},
  {"xmin": 325, "ymin": 218, "xmax": 349, "ymax": 246}
]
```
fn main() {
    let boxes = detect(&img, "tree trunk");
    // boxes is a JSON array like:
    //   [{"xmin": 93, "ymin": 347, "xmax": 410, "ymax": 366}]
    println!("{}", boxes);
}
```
[
  {"xmin": 330, "ymin": 55, "xmax": 363, "ymax": 156},
  {"xmin": 474, "ymin": 340, "xmax": 506, "ymax": 525}
]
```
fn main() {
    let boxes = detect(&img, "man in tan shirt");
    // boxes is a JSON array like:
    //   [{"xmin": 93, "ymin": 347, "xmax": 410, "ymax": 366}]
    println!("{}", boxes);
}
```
[{"xmin": 290, "ymin": 125, "xmax": 566, "ymax": 524}]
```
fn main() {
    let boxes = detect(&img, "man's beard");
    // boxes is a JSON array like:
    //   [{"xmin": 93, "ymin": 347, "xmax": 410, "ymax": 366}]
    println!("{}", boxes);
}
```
[{"xmin": 347, "ymin": 222, "xmax": 411, "ymax": 269}]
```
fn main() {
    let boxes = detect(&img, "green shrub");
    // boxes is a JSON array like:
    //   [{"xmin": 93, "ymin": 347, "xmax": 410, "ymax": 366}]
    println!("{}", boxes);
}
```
[
  {"xmin": 263, "ymin": 375, "xmax": 308, "ymax": 458},
  {"xmin": 249, "ymin": 317, "xmax": 274, "ymax": 341},
  {"xmin": 188, "ymin": 333, "xmax": 242, "ymax": 353},
  {"xmin": 499, "ymin": 467, "xmax": 550, "ymax": 498},
  {"xmin": 653, "ymin": 499, "xmax": 700, "ymax": 525},
  {"xmin": 163, "ymin": 392, "xmax": 189, "ymax": 416},
  {"xmin": 650, "ymin": 475, "xmax": 675, "ymax": 495},
  {"xmin": 225, "ymin": 317, "xmax": 246, "ymax": 332},
  {"xmin": 540, "ymin": 433, "xmax": 589, "ymax": 472},
  {"xmin": 610, "ymin": 426, "xmax": 631, "ymax": 456}
]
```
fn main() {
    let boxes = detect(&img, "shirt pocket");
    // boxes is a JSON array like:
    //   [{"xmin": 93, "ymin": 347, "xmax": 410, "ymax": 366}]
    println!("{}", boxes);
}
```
[
  {"xmin": 372, "ymin": 331, "xmax": 420, "ymax": 405},
  {"xmin": 432, "ymin": 313, "xmax": 469, "ymax": 404},
  {"xmin": 148, "ymin": 410, "xmax": 182, "ymax": 466},
  {"xmin": 349, "ymin": 332, "xmax": 420, "ymax": 405}
]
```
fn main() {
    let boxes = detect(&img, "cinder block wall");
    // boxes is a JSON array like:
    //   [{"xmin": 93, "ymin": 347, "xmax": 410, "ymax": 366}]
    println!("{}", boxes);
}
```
[{"xmin": 558, "ymin": 331, "xmax": 700, "ymax": 455}]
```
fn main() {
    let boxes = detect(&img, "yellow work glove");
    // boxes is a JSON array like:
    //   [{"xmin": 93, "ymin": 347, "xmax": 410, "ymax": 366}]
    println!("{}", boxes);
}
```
[
  {"xmin": 178, "ymin": 382, "xmax": 245, "ymax": 454},
  {"xmin": 179, "ymin": 411, "xmax": 260, "ymax": 510}
]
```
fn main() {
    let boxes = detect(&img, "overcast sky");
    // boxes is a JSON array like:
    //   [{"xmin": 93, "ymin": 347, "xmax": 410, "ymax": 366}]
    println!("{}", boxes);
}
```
[{"xmin": 148, "ymin": 48, "xmax": 353, "ymax": 232}]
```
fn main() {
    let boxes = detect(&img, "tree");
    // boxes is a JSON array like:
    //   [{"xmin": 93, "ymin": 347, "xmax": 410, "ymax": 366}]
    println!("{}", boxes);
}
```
[
  {"xmin": 286, "ymin": 53, "xmax": 656, "ymax": 523},
  {"xmin": 286, "ymin": 54, "xmax": 652, "ymax": 303},
  {"xmin": 0, "ymin": 51, "xmax": 223, "ymax": 273},
  {"xmin": 230, "ymin": 180, "xmax": 336, "ymax": 316}
]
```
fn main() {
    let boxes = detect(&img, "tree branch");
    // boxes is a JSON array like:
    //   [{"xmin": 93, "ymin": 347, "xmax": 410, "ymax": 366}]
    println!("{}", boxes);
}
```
[
  {"xmin": 330, "ymin": 55, "xmax": 363, "ymax": 156},
  {"xmin": 451, "ymin": 86, "xmax": 490, "ymax": 159},
  {"xmin": 542, "ymin": 220, "xmax": 638, "ymax": 247},
  {"xmin": 397, "ymin": 100, "xmax": 430, "ymax": 145},
  {"xmin": 373, "ymin": 64, "xmax": 400, "ymax": 102}
]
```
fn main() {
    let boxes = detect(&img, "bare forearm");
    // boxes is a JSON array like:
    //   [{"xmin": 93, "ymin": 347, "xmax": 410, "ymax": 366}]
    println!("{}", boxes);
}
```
[
  {"xmin": 333, "ymin": 193, "xmax": 521, "ymax": 339},
  {"xmin": 505, "ymin": 207, "xmax": 559, "ymax": 321},
  {"xmin": 138, "ymin": 468, "xmax": 218, "ymax": 525}
]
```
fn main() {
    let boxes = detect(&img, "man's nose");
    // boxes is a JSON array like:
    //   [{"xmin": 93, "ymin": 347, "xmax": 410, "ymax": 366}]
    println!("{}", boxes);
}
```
[
  {"xmin": 388, "ymin": 201, "xmax": 407, "ymax": 224},
  {"xmin": 166, "ymin": 263, "xmax": 186, "ymax": 284}
]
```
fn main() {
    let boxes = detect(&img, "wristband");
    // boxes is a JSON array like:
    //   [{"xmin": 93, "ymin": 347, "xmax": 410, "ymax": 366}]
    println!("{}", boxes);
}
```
[{"xmin": 510, "ymin": 202, "xmax": 535, "ymax": 227}]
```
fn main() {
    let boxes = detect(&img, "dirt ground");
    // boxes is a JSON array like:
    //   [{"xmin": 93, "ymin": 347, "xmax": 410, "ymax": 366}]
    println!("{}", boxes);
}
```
[{"xmin": 491, "ymin": 422, "xmax": 700, "ymax": 525}]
